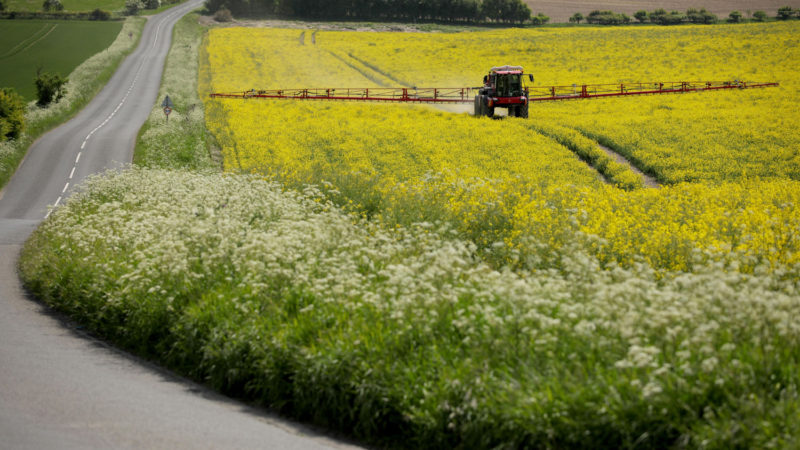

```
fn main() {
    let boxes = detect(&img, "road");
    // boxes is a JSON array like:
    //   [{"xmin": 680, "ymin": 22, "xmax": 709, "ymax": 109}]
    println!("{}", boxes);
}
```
[{"xmin": 0, "ymin": 3, "xmax": 361, "ymax": 448}]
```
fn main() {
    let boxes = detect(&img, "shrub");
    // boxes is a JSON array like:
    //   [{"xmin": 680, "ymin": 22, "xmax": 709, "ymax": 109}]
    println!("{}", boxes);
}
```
[
  {"xmin": 530, "ymin": 12, "xmax": 548, "ymax": 25},
  {"xmin": 634, "ymin": 10, "xmax": 648, "ymax": 22},
  {"xmin": 89, "ymin": 8, "xmax": 111, "ymax": 20},
  {"xmin": 777, "ymin": 6, "xmax": 795, "ymax": 20},
  {"xmin": 144, "ymin": 0, "xmax": 160, "ymax": 9},
  {"xmin": 753, "ymin": 10, "xmax": 767, "ymax": 21},
  {"xmin": 0, "ymin": 87, "xmax": 25, "ymax": 141},
  {"xmin": 687, "ymin": 8, "xmax": 717, "ymax": 24},
  {"xmin": 0, "ymin": 0, "xmax": 6, "ymax": 12},
  {"xmin": 568, "ymin": 12, "xmax": 583, "ymax": 23},
  {"xmin": 213, "ymin": 7, "xmax": 232, "ymax": 22},
  {"xmin": 34, "ymin": 70, "xmax": 68, "ymax": 107},
  {"xmin": 728, "ymin": 10, "xmax": 743, "ymax": 23},
  {"xmin": 125, "ymin": 0, "xmax": 143, "ymax": 15},
  {"xmin": 586, "ymin": 10, "xmax": 627, "ymax": 25},
  {"xmin": 41, "ymin": 0, "xmax": 63, "ymax": 12}
]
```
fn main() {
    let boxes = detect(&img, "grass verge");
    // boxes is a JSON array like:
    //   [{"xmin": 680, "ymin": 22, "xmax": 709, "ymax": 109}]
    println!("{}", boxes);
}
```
[
  {"xmin": 133, "ymin": 11, "xmax": 217, "ymax": 170},
  {"xmin": 0, "ymin": 17, "xmax": 144, "ymax": 190}
]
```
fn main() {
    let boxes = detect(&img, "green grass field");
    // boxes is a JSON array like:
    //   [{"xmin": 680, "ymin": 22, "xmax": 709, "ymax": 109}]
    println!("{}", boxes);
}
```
[
  {"xmin": 3, "ymin": 0, "xmax": 125, "ymax": 12},
  {"xmin": 0, "ymin": 19, "xmax": 122, "ymax": 100}
]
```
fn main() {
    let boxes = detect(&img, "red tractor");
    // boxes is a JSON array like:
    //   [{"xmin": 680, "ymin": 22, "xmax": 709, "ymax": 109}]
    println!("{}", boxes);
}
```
[{"xmin": 474, "ymin": 65, "xmax": 533, "ymax": 118}]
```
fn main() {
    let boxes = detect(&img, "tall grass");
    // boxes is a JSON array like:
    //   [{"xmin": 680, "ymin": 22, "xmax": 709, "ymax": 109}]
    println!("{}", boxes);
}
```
[{"xmin": 20, "ymin": 168, "xmax": 800, "ymax": 448}]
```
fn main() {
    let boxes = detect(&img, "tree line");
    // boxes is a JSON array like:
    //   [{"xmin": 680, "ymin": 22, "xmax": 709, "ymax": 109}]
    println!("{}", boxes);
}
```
[
  {"xmin": 569, "ymin": 6, "xmax": 800, "ymax": 25},
  {"xmin": 205, "ymin": 0, "xmax": 544, "ymax": 24}
]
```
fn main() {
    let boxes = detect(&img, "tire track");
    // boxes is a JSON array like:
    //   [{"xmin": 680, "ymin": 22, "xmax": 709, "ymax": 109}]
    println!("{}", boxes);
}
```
[{"xmin": 0, "ymin": 23, "xmax": 57, "ymax": 59}]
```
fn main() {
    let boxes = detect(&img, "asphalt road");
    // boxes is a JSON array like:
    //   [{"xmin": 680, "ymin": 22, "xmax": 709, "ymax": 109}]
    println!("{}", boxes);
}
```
[{"xmin": 0, "ymin": 4, "xmax": 361, "ymax": 448}]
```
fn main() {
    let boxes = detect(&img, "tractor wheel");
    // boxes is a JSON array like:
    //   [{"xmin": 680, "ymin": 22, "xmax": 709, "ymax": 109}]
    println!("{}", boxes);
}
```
[
  {"xmin": 479, "ymin": 95, "xmax": 488, "ymax": 117},
  {"xmin": 474, "ymin": 95, "xmax": 481, "ymax": 117},
  {"xmin": 509, "ymin": 106, "xmax": 518, "ymax": 117},
  {"xmin": 520, "ymin": 102, "xmax": 529, "ymax": 119},
  {"xmin": 487, "ymin": 106, "xmax": 495, "ymax": 118}
]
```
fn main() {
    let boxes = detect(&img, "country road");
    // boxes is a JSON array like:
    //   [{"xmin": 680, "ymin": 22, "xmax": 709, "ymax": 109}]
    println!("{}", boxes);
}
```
[{"xmin": 0, "ymin": 3, "xmax": 361, "ymax": 448}]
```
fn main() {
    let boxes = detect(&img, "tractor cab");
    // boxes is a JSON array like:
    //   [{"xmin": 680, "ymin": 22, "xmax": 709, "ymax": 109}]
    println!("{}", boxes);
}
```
[{"xmin": 475, "ymin": 65, "xmax": 534, "ymax": 118}]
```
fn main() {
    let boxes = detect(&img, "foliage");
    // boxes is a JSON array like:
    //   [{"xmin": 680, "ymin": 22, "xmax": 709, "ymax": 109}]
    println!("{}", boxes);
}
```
[
  {"xmin": 0, "ymin": 0, "xmax": 6, "ymax": 11},
  {"xmin": 124, "ymin": 0, "xmax": 142, "ymax": 15},
  {"xmin": 728, "ymin": 10, "xmax": 743, "ymax": 23},
  {"xmin": 88, "ymin": 8, "xmax": 110, "ymax": 19},
  {"xmin": 777, "ymin": 6, "xmax": 795, "ymax": 20},
  {"xmin": 41, "ymin": 0, "xmax": 63, "ymax": 11},
  {"xmin": 20, "ymin": 168, "xmax": 800, "ymax": 448},
  {"xmin": 34, "ymin": 70, "xmax": 67, "ymax": 107},
  {"xmin": 202, "ymin": 0, "xmax": 536, "ymax": 24},
  {"xmin": 633, "ymin": 10, "xmax": 647, "ymax": 22},
  {"xmin": 753, "ymin": 10, "xmax": 767, "ymax": 22},
  {"xmin": 0, "ymin": 87, "xmax": 25, "ymax": 141},
  {"xmin": 568, "ymin": 12, "xmax": 583, "ymax": 24},
  {"xmin": 686, "ymin": 7, "xmax": 716, "ymax": 24},
  {"xmin": 586, "ymin": 10, "xmax": 630, "ymax": 25},
  {"xmin": 530, "ymin": 12, "xmax": 548, "ymax": 25},
  {"xmin": 212, "ymin": 6, "xmax": 231, "ymax": 21}
]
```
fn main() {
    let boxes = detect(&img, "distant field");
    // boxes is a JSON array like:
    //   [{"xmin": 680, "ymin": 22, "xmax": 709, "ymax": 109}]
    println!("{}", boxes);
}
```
[
  {"xmin": 524, "ymin": 0, "xmax": 800, "ymax": 22},
  {"xmin": 0, "ymin": 20, "xmax": 122, "ymax": 100},
  {"xmin": 4, "ymin": 0, "xmax": 125, "ymax": 12}
]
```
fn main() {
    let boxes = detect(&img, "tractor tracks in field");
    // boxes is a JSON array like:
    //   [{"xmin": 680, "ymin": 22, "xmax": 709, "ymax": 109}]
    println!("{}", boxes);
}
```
[
  {"xmin": 0, "ymin": 23, "xmax": 57, "ymax": 59},
  {"xmin": 596, "ymin": 142, "xmax": 660, "ymax": 188}
]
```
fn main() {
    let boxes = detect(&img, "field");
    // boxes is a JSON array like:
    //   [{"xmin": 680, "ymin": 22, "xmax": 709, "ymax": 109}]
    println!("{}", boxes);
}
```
[
  {"xmin": 525, "ymin": 0, "xmax": 800, "ymax": 22},
  {"xmin": 20, "ymin": 17, "xmax": 800, "ymax": 449},
  {"xmin": 0, "ymin": 20, "xmax": 122, "ymax": 100},
  {"xmin": 3, "ymin": 0, "xmax": 125, "ymax": 12}
]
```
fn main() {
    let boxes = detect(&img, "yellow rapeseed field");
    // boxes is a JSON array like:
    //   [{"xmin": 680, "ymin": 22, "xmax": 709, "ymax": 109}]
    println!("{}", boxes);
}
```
[{"xmin": 202, "ymin": 23, "xmax": 800, "ymax": 272}]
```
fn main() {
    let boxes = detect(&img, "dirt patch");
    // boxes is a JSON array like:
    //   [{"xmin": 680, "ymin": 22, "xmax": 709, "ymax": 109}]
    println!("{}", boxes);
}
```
[
  {"xmin": 595, "ymin": 142, "xmax": 660, "ymax": 188},
  {"xmin": 525, "ymin": 0, "xmax": 800, "ymax": 23}
]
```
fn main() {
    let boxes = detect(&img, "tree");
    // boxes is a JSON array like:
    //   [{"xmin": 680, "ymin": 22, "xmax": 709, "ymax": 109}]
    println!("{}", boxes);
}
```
[
  {"xmin": 753, "ymin": 10, "xmax": 767, "ymax": 21},
  {"xmin": 569, "ymin": 12, "xmax": 583, "ymax": 23},
  {"xmin": 531, "ymin": 12, "xmax": 549, "ymax": 25},
  {"xmin": 0, "ymin": 0, "xmax": 7, "ymax": 12},
  {"xmin": 144, "ymin": 0, "xmax": 160, "ymax": 9},
  {"xmin": 0, "ymin": 87, "xmax": 25, "ymax": 142},
  {"xmin": 728, "ymin": 10, "xmax": 742, "ymax": 23},
  {"xmin": 776, "ymin": 6, "xmax": 794, "ymax": 20},
  {"xmin": 42, "ymin": 0, "xmax": 64, "ymax": 11},
  {"xmin": 34, "ymin": 70, "xmax": 68, "ymax": 107},
  {"xmin": 633, "ymin": 10, "xmax": 648, "ymax": 22},
  {"xmin": 687, "ymin": 7, "xmax": 716, "ymax": 24},
  {"xmin": 125, "ymin": 0, "xmax": 143, "ymax": 15}
]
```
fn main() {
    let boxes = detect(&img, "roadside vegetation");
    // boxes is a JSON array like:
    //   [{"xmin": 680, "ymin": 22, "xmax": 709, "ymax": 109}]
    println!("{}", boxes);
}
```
[
  {"xmin": 0, "ymin": 17, "xmax": 143, "ymax": 189},
  {"xmin": 18, "ymin": 11, "xmax": 800, "ymax": 450},
  {"xmin": 134, "ymin": 12, "xmax": 216, "ymax": 169}
]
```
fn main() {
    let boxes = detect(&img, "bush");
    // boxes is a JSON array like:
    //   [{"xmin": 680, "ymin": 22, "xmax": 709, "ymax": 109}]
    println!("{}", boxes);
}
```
[
  {"xmin": 0, "ymin": 0, "xmax": 6, "ymax": 12},
  {"xmin": 687, "ymin": 8, "xmax": 716, "ymax": 24},
  {"xmin": 41, "ymin": 0, "xmax": 63, "ymax": 12},
  {"xmin": 125, "ymin": 0, "xmax": 143, "ymax": 15},
  {"xmin": 634, "ymin": 10, "xmax": 648, "ymax": 22},
  {"xmin": 0, "ymin": 87, "xmax": 25, "ymax": 141},
  {"xmin": 586, "ymin": 9, "xmax": 627, "ymax": 25},
  {"xmin": 213, "ymin": 7, "xmax": 232, "ymax": 21},
  {"xmin": 568, "ymin": 12, "xmax": 583, "ymax": 23},
  {"xmin": 777, "ymin": 6, "xmax": 795, "ymax": 20},
  {"xmin": 728, "ymin": 10, "xmax": 743, "ymax": 23},
  {"xmin": 89, "ymin": 8, "xmax": 111, "ymax": 20},
  {"xmin": 530, "ymin": 12, "xmax": 548, "ymax": 25},
  {"xmin": 144, "ymin": 0, "xmax": 160, "ymax": 9},
  {"xmin": 753, "ymin": 10, "xmax": 767, "ymax": 21},
  {"xmin": 34, "ymin": 70, "xmax": 68, "ymax": 107}
]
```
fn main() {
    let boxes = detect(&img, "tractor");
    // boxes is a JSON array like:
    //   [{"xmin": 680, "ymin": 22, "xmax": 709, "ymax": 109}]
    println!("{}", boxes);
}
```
[{"xmin": 473, "ymin": 65, "xmax": 533, "ymax": 118}]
